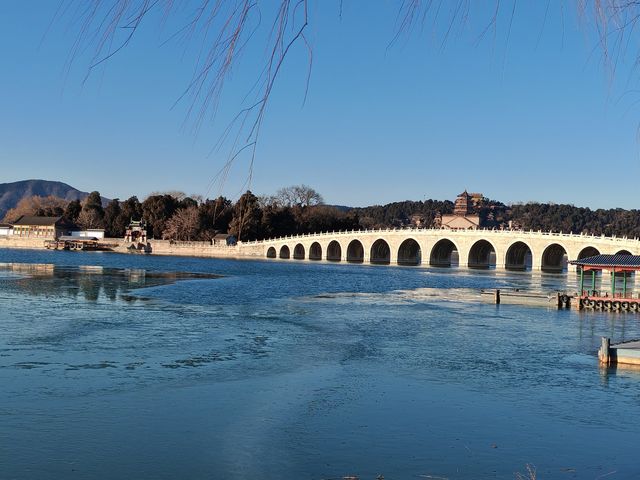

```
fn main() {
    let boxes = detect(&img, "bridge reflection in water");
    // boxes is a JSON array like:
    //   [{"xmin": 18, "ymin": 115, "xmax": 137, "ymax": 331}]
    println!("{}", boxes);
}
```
[{"xmin": 254, "ymin": 228, "xmax": 639, "ymax": 273}]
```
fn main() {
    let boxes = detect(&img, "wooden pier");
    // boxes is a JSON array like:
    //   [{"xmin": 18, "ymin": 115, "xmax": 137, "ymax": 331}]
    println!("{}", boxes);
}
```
[
  {"xmin": 599, "ymin": 337, "xmax": 640, "ymax": 366},
  {"xmin": 481, "ymin": 289, "xmax": 573, "ymax": 309}
]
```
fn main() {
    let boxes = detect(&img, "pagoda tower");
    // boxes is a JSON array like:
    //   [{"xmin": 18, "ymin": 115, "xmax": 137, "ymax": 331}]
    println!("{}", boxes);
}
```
[{"xmin": 453, "ymin": 190, "xmax": 472, "ymax": 215}]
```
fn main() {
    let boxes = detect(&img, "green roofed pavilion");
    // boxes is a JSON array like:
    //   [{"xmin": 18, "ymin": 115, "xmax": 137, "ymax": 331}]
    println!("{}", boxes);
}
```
[
  {"xmin": 570, "ymin": 254, "xmax": 640, "ymax": 270},
  {"xmin": 570, "ymin": 254, "xmax": 640, "ymax": 301}
]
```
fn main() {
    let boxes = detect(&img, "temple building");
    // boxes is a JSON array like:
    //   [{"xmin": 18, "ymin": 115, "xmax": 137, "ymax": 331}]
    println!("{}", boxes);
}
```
[
  {"xmin": 0, "ymin": 223, "xmax": 12, "ymax": 236},
  {"xmin": 11, "ymin": 216, "xmax": 72, "ymax": 238},
  {"xmin": 437, "ymin": 190, "xmax": 482, "ymax": 230},
  {"xmin": 212, "ymin": 233, "xmax": 237, "ymax": 246},
  {"xmin": 124, "ymin": 220, "xmax": 148, "ymax": 244}
]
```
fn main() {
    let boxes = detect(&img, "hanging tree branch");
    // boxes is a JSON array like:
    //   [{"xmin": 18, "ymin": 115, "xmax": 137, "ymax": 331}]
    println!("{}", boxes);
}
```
[
  {"xmin": 61, "ymin": 0, "xmax": 640, "ymax": 194},
  {"xmin": 64, "ymin": 0, "xmax": 310, "ymax": 198}
]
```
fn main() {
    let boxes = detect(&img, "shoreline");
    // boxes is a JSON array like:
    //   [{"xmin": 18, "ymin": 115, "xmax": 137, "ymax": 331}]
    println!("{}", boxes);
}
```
[{"xmin": 0, "ymin": 236, "xmax": 263, "ymax": 261}]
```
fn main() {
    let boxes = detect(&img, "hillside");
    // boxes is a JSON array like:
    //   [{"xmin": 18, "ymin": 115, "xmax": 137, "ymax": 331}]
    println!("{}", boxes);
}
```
[{"xmin": 0, "ymin": 180, "xmax": 93, "ymax": 219}]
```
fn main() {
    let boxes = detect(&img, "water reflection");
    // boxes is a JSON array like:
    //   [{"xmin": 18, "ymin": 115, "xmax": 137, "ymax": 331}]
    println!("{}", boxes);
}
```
[{"xmin": 0, "ymin": 262, "xmax": 220, "ymax": 302}]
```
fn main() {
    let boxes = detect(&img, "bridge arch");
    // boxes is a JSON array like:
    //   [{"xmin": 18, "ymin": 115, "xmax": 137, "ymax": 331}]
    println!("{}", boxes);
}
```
[
  {"xmin": 578, "ymin": 246, "xmax": 600, "ymax": 260},
  {"xmin": 370, "ymin": 239, "xmax": 391, "ymax": 265},
  {"xmin": 347, "ymin": 239, "xmax": 365, "ymax": 263},
  {"xmin": 256, "ymin": 230, "xmax": 640, "ymax": 271},
  {"xmin": 505, "ymin": 241, "xmax": 532, "ymax": 271},
  {"xmin": 575, "ymin": 246, "xmax": 600, "ymax": 273},
  {"xmin": 397, "ymin": 238, "xmax": 421, "ymax": 266},
  {"xmin": 279, "ymin": 245, "xmax": 290, "ymax": 259},
  {"xmin": 614, "ymin": 250, "xmax": 636, "ymax": 281},
  {"xmin": 429, "ymin": 238, "xmax": 459, "ymax": 267},
  {"xmin": 327, "ymin": 241, "xmax": 342, "ymax": 261},
  {"xmin": 468, "ymin": 239, "xmax": 496, "ymax": 269},
  {"xmin": 541, "ymin": 243, "xmax": 568, "ymax": 273},
  {"xmin": 293, "ymin": 243, "xmax": 305, "ymax": 260},
  {"xmin": 309, "ymin": 242, "xmax": 322, "ymax": 261}
]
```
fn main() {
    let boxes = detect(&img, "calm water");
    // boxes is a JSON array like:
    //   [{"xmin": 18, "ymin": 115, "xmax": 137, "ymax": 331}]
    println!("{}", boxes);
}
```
[{"xmin": 1, "ymin": 248, "xmax": 639, "ymax": 479}]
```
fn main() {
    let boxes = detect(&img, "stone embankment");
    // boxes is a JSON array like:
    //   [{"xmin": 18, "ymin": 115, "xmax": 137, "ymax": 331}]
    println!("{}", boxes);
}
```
[
  {"xmin": 116, "ymin": 240, "xmax": 263, "ymax": 259},
  {"xmin": 0, "ymin": 236, "xmax": 261, "ymax": 260},
  {"xmin": 0, "ymin": 236, "xmax": 51, "ymax": 250}
]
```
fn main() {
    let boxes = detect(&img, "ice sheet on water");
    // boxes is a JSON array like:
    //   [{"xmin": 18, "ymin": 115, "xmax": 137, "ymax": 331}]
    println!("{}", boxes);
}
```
[{"xmin": 305, "ymin": 286, "xmax": 482, "ymax": 306}]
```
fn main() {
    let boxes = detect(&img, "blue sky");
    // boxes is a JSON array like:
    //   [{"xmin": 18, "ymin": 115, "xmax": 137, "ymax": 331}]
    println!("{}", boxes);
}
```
[{"xmin": 1, "ymin": 1, "xmax": 640, "ymax": 209}]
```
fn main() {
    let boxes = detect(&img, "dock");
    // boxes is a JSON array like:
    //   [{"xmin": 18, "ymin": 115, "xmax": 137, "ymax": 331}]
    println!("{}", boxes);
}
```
[
  {"xmin": 481, "ymin": 254, "xmax": 640, "ymax": 313},
  {"xmin": 598, "ymin": 337, "xmax": 640, "ymax": 366},
  {"xmin": 481, "ymin": 289, "xmax": 573, "ymax": 309}
]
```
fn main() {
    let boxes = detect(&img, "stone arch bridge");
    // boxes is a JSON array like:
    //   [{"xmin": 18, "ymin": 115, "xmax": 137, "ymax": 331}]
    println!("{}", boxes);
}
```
[{"xmin": 238, "ymin": 229, "xmax": 640, "ymax": 272}]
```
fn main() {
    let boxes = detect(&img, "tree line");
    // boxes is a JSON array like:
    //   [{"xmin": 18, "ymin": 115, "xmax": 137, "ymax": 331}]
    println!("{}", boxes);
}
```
[
  {"xmin": 0, "ymin": 185, "xmax": 357, "ymax": 241},
  {"xmin": 3, "ymin": 188, "xmax": 640, "ymax": 241},
  {"xmin": 508, "ymin": 203, "xmax": 640, "ymax": 238}
]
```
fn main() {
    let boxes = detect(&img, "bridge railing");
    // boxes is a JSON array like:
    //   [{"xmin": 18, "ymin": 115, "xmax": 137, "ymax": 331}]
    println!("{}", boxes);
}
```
[{"xmin": 238, "ymin": 227, "xmax": 638, "ymax": 246}]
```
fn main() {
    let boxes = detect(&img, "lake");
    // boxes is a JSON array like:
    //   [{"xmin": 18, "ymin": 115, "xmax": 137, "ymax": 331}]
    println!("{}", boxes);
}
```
[{"xmin": 1, "ymin": 248, "xmax": 639, "ymax": 479}]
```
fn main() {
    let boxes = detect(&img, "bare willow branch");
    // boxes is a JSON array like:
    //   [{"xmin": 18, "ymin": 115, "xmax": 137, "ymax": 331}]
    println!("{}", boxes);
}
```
[
  {"xmin": 61, "ymin": 0, "xmax": 640, "ymax": 200},
  {"xmin": 66, "ymin": 0, "xmax": 311, "ymax": 195}
]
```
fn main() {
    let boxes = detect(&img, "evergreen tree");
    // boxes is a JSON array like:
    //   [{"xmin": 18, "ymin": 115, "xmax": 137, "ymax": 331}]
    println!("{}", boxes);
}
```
[
  {"xmin": 198, "ymin": 196, "xmax": 233, "ymax": 238},
  {"xmin": 142, "ymin": 195, "xmax": 178, "ymax": 239},
  {"xmin": 111, "ymin": 196, "xmax": 143, "ymax": 237},
  {"xmin": 228, "ymin": 191, "xmax": 262, "ymax": 241},
  {"xmin": 63, "ymin": 199, "xmax": 82, "ymax": 223},
  {"xmin": 78, "ymin": 191, "xmax": 105, "ymax": 229},
  {"xmin": 103, "ymin": 199, "xmax": 122, "ymax": 237}
]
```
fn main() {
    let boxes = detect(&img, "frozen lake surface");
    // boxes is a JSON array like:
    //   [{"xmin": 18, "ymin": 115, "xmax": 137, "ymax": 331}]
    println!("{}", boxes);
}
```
[{"xmin": 1, "ymin": 248, "xmax": 639, "ymax": 479}]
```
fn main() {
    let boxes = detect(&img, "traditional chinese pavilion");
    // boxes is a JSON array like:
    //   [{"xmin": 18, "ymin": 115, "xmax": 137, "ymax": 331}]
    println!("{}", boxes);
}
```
[
  {"xmin": 437, "ymin": 190, "xmax": 482, "ymax": 230},
  {"xmin": 124, "ymin": 219, "xmax": 148, "ymax": 244},
  {"xmin": 570, "ymin": 254, "xmax": 640, "ymax": 311}
]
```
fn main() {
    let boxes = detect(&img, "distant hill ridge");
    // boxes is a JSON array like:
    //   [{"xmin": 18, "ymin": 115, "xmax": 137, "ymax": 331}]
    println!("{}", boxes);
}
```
[{"xmin": 0, "ymin": 180, "xmax": 97, "ymax": 220}]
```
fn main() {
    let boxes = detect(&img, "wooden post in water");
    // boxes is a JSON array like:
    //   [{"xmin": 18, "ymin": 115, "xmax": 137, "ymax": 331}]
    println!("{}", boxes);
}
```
[
  {"xmin": 598, "ymin": 337, "xmax": 611, "ymax": 366},
  {"xmin": 494, "ymin": 289, "xmax": 500, "ymax": 305},
  {"xmin": 571, "ymin": 295, "xmax": 582, "ymax": 310}
]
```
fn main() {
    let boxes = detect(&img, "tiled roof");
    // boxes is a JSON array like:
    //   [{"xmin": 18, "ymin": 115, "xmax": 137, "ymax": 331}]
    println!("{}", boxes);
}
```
[
  {"xmin": 12, "ymin": 216, "xmax": 63, "ymax": 226},
  {"xmin": 570, "ymin": 254, "xmax": 640, "ymax": 268}
]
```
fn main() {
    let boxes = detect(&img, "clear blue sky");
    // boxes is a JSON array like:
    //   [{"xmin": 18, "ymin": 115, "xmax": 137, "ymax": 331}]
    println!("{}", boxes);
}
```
[{"xmin": 1, "ymin": 1, "xmax": 639, "ymax": 209}]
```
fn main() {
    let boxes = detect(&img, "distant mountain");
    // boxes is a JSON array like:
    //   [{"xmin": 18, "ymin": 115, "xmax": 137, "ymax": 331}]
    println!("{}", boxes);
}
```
[{"xmin": 0, "ymin": 180, "xmax": 101, "ymax": 220}]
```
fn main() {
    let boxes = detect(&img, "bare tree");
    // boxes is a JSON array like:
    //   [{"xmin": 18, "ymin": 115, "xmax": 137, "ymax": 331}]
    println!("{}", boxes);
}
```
[
  {"xmin": 189, "ymin": 194, "xmax": 205, "ymax": 205},
  {"xmin": 77, "ymin": 208, "xmax": 105, "ymax": 229},
  {"xmin": 275, "ymin": 184, "xmax": 323, "ymax": 208},
  {"xmin": 256, "ymin": 194, "xmax": 279, "ymax": 209},
  {"xmin": 147, "ymin": 191, "xmax": 188, "ymax": 202},
  {"xmin": 2, "ymin": 196, "xmax": 68, "ymax": 223},
  {"xmin": 162, "ymin": 206, "xmax": 200, "ymax": 240}
]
